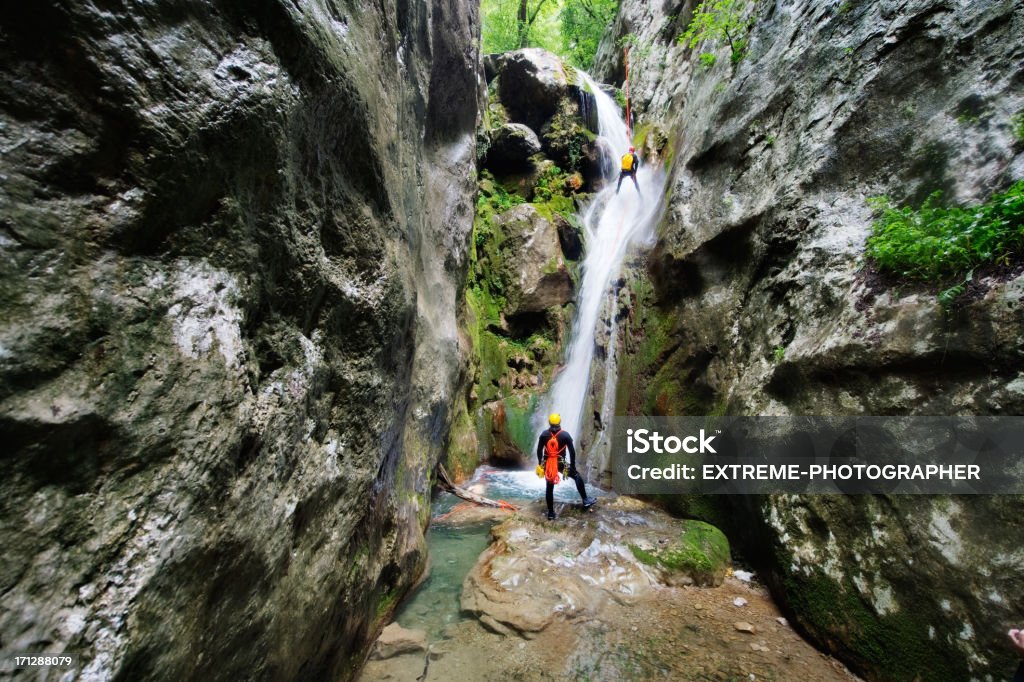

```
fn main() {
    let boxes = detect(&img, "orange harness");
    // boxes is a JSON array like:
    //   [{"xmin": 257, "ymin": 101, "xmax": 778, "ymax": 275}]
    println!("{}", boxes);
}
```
[{"xmin": 544, "ymin": 431, "xmax": 566, "ymax": 484}]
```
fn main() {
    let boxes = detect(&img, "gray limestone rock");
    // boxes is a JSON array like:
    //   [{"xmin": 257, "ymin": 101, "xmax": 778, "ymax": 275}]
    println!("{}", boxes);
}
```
[
  {"xmin": 0, "ymin": 1, "xmax": 481, "ymax": 679},
  {"xmin": 600, "ymin": 0, "xmax": 1024, "ymax": 679},
  {"xmin": 492, "ymin": 205, "xmax": 574, "ymax": 315},
  {"xmin": 486, "ymin": 123, "xmax": 543, "ymax": 170}
]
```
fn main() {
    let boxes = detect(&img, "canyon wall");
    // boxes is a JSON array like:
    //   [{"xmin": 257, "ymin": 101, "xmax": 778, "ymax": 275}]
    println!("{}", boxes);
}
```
[
  {"xmin": 597, "ymin": 0, "xmax": 1024, "ymax": 678},
  {"xmin": 0, "ymin": 1, "xmax": 479, "ymax": 679}
]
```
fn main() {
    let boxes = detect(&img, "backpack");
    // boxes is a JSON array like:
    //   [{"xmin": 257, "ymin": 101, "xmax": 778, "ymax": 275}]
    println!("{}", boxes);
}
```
[{"xmin": 621, "ymin": 153, "xmax": 635, "ymax": 171}]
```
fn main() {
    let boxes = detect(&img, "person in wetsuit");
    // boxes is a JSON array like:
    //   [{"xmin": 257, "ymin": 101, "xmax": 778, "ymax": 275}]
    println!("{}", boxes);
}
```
[
  {"xmin": 536, "ymin": 413, "xmax": 596, "ymax": 520},
  {"xmin": 616, "ymin": 146, "xmax": 641, "ymax": 195}
]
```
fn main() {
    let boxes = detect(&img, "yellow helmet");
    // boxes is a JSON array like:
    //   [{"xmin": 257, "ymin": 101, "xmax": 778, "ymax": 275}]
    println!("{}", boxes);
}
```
[{"xmin": 548, "ymin": 413, "xmax": 561, "ymax": 427}]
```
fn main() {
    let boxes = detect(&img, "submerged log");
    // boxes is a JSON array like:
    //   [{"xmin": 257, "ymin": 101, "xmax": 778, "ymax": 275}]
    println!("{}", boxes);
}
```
[{"xmin": 436, "ymin": 464, "xmax": 520, "ymax": 511}]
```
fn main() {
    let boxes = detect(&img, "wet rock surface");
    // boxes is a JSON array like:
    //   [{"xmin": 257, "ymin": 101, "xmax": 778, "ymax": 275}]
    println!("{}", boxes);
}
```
[
  {"xmin": 599, "ymin": 0, "xmax": 1024, "ymax": 678},
  {"xmin": 373, "ymin": 495, "xmax": 857, "ymax": 681},
  {"xmin": 461, "ymin": 497, "xmax": 733, "ymax": 637},
  {"xmin": 492, "ymin": 205, "xmax": 575, "ymax": 315},
  {"xmin": 0, "ymin": 1, "xmax": 479, "ymax": 678}
]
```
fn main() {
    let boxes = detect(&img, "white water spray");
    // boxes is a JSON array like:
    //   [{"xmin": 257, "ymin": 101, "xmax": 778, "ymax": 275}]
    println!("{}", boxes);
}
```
[{"xmin": 538, "ymin": 71, "xmax": 665, "ymax": 445}]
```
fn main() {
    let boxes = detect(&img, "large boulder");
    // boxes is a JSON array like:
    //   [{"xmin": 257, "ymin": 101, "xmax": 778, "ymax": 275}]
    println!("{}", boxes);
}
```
[
  {"xmin": 485, "ymin": 123, "xmax": 542, "ymax": 171},
  {"xmin": 461, "ymin": 497, "xmax": 732, "ymax": 636},
  {"xmin": 491, "ymin": 204, "xmax": 574, "ymax": 315},
  {"xmin": 495, "ymin": 48, "xmax": 572, "ymax": 132}
]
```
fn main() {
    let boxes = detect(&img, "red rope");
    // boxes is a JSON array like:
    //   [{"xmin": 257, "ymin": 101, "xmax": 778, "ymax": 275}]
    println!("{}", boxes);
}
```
[{"xmin": 624, "ymin": 46, "xmax": 632, "ymax": 142}]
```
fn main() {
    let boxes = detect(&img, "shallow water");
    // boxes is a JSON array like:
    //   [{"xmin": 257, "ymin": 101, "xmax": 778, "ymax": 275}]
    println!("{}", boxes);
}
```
[
  {"xmin": 395, "ymin": 466, "xmax": 609, "ymax": 640},
  {"xmin": 394, "ymin": 516, "xmax": 492, "ymax": 641}
]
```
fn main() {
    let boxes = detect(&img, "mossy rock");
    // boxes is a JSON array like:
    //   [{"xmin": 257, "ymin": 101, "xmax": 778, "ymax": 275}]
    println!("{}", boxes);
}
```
[{"xmin": 630, "ymin": 520, "xmax": 731, "ymax": 586}]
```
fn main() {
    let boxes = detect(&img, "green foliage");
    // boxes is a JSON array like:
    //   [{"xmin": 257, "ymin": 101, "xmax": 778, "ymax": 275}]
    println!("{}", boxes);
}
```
[
  {"xmin": 617, "ymin": 32, "xmax": 653, "ymax": 61},
  {"xmin": 559, "ymin": 0, "xmax": 618, "ymax": 69},
  {"xmin": 477, "ymin": 182, "xmax": 525, "ymax": 217},
  {"xmin": 729, "ymin": 38, "xmax": 748, "ymax": 63},
  {"xmin": 865, "ymin": 181, "xmax": 1024, "ymax": 285},
  {"xmin": 613, "ymin": 88, "xmax": 627, "ymax": 108},
  {"xmin": 533, "ymin": 165, "xmax": 566, "ymax": 202},
  {"xmin": 677, "ymin": 0, "xmax": 755, "ymax": 63},
  {"xmin": 482, "ymin": 1, "xmax": 620, "ymax": 70},
  {"xmin": 698, "ymin": 52, "xmax": 717, "ymax": 69},
  {"xmin": 482, "ymin": 0, "xmax": 561, "ymax": 54},
  {"xmin": 773, "ymin": 345, "xmax": 785, "ymax": 363},
  {"xmin": 1012, "ymin": 111, "xmax": 1024, "ymax": 143}
]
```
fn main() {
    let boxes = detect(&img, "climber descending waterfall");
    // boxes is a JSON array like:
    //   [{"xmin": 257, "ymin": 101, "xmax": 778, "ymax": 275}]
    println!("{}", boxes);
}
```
[{"xmin": 538, "ymin": 71, "xmax": 665, "ymax": 457}]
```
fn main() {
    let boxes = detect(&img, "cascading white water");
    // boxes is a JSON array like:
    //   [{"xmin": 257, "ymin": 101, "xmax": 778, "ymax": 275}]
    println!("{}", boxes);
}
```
[{"xmin": 538, "ymin": 71, "xmax": 665, "ymax": 445}]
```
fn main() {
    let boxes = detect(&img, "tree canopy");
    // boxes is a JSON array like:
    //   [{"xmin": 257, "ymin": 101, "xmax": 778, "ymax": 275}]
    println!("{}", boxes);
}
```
[{"xmin": 481, "ymin": 0, "xmax": 619, "ymax": 70}]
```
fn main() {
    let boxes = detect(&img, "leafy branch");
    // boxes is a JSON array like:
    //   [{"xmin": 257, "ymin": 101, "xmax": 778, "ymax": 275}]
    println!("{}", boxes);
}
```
[{"xmin": 677, "ymin": 0, "xmax": 755, "ymax": 64}]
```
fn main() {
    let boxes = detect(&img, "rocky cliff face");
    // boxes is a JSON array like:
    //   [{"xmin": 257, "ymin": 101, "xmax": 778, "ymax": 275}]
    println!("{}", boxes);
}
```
[
  {"xmin": 598, "ymin": 0, "xmax": 1023, "ymax": 679},
  {"xmin": 0, "ymin": 1, "xmax": 479, "ymax": 679}
]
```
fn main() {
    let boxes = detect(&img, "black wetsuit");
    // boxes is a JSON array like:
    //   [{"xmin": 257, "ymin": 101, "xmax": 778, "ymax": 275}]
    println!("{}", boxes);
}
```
[
  {"xmin": 616, "ymin": 153, "xmax": 640, "ymax": 194},
  {"xmin": 536, "ymin": 427, "xmax": 589, "ymax": 514},
  {"xmin": 1014, "ymin": 661, "xmax": 1024, "ymax": 682}
]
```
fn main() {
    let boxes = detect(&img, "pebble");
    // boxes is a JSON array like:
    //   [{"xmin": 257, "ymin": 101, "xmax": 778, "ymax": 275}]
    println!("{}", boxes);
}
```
[
  {"xmin": 734, "ymin": 621, "xmax": 755, "ymax": 633},
  {"xmin": 776, "ymin": 617, "xmax": 788, "ymax": 627},
  {"xmin": 733, "ymin": 597, "xmax": 748, "ymax": 607}
]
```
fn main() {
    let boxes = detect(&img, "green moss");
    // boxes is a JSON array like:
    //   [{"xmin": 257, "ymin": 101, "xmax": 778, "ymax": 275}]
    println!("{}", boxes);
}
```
[
  {"xmin": 502, "ymin": 394, "xmax": 540, "ymax": 454},
  {"xmin": 375, "ymin": 587, "xmax": 398, "ymax": 619},
  {"xmin": 613, "ymin": 88, "xmax": 627, "ymax": 109},
  {"xmin": 445, "ymin": 401, "xmax": 480, "ymax": 483},
  {"xmin": 663, "ymin": 521, "xmax": 730, "ymax": 571},
  {"xmin": 1012, "ymin": 110, "xmax": 1024, "ymax": 143},
  {"xmin": 780, "ymin": 568, "xmax": 968, "ymax": 680},
  {"xmin": 628, "ymin": 520, "xmax": 730, "ymax": 585},
  {"xmin": 655, "ymin": 494, "xmax": 730, "ymax": 530},
  {"xmin": 613, "ymin": 271, "xmax": 723, "ymax": 417},
  {"xmin": 629, "ymin": 545, "xmax": 658, "ymax": 566}
]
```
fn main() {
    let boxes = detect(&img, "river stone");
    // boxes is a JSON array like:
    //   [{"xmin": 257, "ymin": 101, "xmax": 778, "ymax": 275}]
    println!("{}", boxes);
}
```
[
  {"xmin": 358, "ymin": 652, "xmax": 426, "ymax": 681},
  {"xmin": 599, "ymin": 0, "xmax": 1024, "ymax": 679},
  {"xmin": 486, "ymin": 123, "xmax": 542, "ymax": 171},
  {"xmin": 370, "ymin": 623, "xmax": 427, "ymax": 660},
  {"xmin": 0, "ymin": 1, "xmax": 480, "ymax": 678},
  {"xmin": 491, "ymin": 204, "xmax": 574, "ymax": 315}
]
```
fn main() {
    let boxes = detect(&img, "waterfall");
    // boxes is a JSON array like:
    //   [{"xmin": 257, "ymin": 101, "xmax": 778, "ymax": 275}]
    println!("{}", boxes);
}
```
[{"xmin": 537, "ymin": 71, "xmax": 665, "ymax": 464}]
